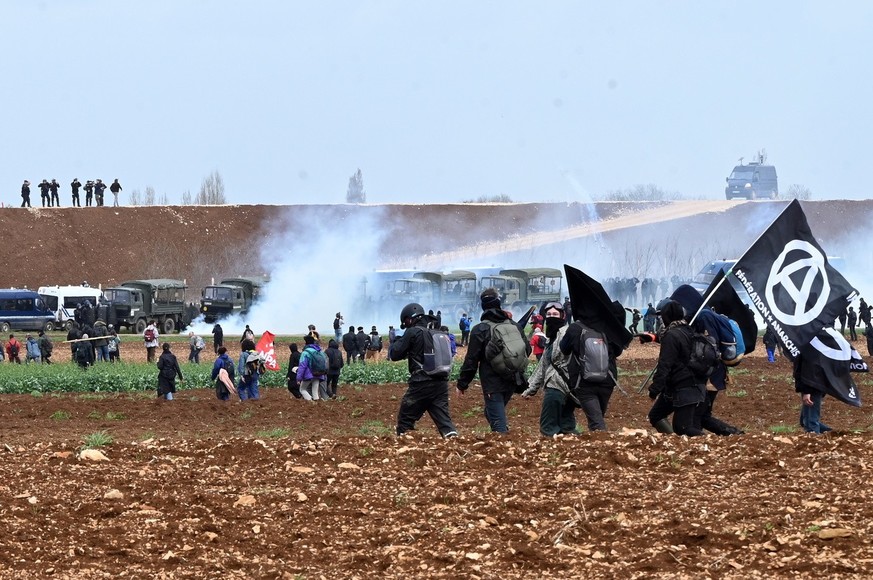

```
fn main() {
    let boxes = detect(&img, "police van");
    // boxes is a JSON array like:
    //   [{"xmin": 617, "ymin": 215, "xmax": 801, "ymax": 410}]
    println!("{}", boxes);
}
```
[
  {"xmin": 725, "ymin": 152, "xmax": 779, "ymax": 200},
  {"xmin": 38, "ymin": 285, "xmax": 105, "ymax": 331},
  {"xmin": 0, "ymin": 289, "xmax": 56, "ymax": 332}
]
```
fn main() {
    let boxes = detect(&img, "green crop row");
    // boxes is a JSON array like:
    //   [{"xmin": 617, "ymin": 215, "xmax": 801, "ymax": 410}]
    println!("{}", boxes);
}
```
[{"xmin": 0, "ymin": 360, "xmax": 468, "ymax": 394}]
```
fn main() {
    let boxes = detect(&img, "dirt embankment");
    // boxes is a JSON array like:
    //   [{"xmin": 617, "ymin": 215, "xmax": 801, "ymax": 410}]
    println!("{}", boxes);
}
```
[{"xmin": 3, "ymin": 200, "xmax": 870, "ymax": 299}]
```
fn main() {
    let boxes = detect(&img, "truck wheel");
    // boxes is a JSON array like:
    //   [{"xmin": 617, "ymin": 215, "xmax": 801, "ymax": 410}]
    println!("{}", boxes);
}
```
[
  {"xmin": 0, "ymin": 322, "xmax": 9, "ymax": 333},
  {"xmin": 163, "ymin": 317, "xmax": 176, "ymax": 334},
  {"xmin": 769, "ymin": 190, "xmax": 778, "ymax": 199},
  {"xmin": 749, "ymin": 191, "xmax": 757, "ymax": 200},
  {"xmin": 65, "ymin": 320, "xmax": 74, "ymax": 332},
  {"xmin": 135, "ymin": 319, "xmax": 147, "ymax": 334},
  {"xmin": 44, "ymin": 321, "xmax": 55, "ymax": 332}
]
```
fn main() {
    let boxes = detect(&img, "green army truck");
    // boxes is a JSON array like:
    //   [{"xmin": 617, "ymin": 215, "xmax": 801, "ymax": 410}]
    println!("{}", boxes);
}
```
[
  {"xmin": 200, "ymin": 276, "xmax": 269, "ymax": 323},
  {"xmin": 99, "ymin": 279, "xmax": 189, "ymax": 334},
  {"xmin": 478, "ymin": 268, "xmax": 563, "ymax": 318}
]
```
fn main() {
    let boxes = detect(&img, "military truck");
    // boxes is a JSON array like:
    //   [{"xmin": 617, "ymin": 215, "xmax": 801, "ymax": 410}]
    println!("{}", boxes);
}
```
[
  {"xmin": 99, "ymin": 279, "xmax": 189, "ymax": 334},
  {"xmin": 412, "ymin": 270, "xmax": 479, "ymax": 319},
  {"xmin": 199, "ymin": 276, "xmax": 269, "ymax": 322},
  {"xmin": 478, "ymin": 268, "xmax": 563, "ymax": 318}
]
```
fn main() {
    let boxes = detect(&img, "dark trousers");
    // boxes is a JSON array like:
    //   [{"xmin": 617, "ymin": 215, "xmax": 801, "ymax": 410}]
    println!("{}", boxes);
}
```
[
  {"xmin": 698, "ymin": 390, "xmax": 742, "ymax": 435},
  {"xmin": 396, "ymin": 380, "xmax": 457, "ymax": 437},
  {"xmin": 461, "ymin": 330, "xmax": 470, "ymax": 346},
  {"xmin": 146, "ymin": 346, "xmax": 156, "ymax": 363},
  {"xmin": 483, "ymin": 389, "xmax": 513, "ymax": 433},
  {"xmin": 72, "ymin": 193, "xmax": 80, "ymax": 207},
  {"xmin": 539, "ymin": 388, "xmax": 577, "ymax": 436},
  {"xmin": 577, "ymin": 384, "xmax": 613, "ymax": 431},
  {"xmin": 849, "ymin": 324, "xmax": 857, "ymax": 341},
  {"xmin": 648, "ymin": 394, "xmax": 703, "ymax": 436},
  {"xmin": 326, "ymin": 373, "xmax": 339, "ymax": 397}
]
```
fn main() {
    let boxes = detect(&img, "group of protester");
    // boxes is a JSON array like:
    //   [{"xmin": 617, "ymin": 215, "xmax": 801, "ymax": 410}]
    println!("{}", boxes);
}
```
[
  {"xmin": 0, "ymin": 332, "xmax": 53, "ymax": 364},
  {"xmin": 19, "ymin": 178, "xmax": 123, "ymax": 208}
]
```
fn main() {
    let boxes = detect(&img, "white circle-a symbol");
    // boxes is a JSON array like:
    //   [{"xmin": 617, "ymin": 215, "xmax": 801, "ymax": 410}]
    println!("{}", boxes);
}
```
[
  {"xmin": 766, "ymin": 240, "xmax": 830, "ymax": 326},
  {"xmin": 810, "ymin": 327, "xmax": 851, "ymax": 361}
]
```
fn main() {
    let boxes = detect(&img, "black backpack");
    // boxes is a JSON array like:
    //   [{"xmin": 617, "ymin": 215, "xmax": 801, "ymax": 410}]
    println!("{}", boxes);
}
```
[{"xmin": 687, "ymin": 331, "xmax": 719, "ymax": 378}]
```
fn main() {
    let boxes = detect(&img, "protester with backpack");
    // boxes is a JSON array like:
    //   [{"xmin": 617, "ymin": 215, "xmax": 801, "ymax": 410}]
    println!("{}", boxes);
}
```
[
  {"xmin": 531, "ymin": 325, "xmax": 547, "ymax": 361},
  {"xmin": 211, "ymin": 346, "xmax": 237, "ymax": 400},
  {"xmin": 143, "ymin": 321, "xmax": 160, "ymax": 363},
  {"xmin": 457, "ymin": 288, "xmax": 531, "ymax": 433},
  {"xmin": 297, "ymin": 335, "xmax": 328, "ymax": 400},
  {"xmin": 388, "ymin": 302, "xmax": 458, "ymax": 438},
  {"xmin": 560, "ymin": 302, "xmax": 624, "ymax": 432},
  {"xmin": 342, "ymin": 325, "xmax": 359, "ymax": 364},
  {"xmin": 238, "ymin": 338, "xmax": 265, "ymax": 401},
  {"xmin": 74, "ymin": 334, "xmax": 94, "ymax": 369},
  {"xmin": 156, "ymin": 343, "xmax": 183, "ymax": 401},
  {"xmin": 188, "ymin": 331, "xmax": 205, "ymax": 364},
  {"xmin": 6, "ymin": 335, "xmax": 22, "ymax": 364},
  {"xmin": 522, "ymin": 303, "xmax": 576, "ymax": 437},
  {"xmin": 365, "ymin": 326, "xmax": 383, "ymax": 361},
  {"xmin": 646, "ymin": 300, "xmax": 707, "ymax": 436}
]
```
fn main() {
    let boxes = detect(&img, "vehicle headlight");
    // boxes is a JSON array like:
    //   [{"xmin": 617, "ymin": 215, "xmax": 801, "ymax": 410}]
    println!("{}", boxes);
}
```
[
  {"xmin": 744, "ymin": 183, "xmax": 752, "ymax": 188},
  {"xmin": 203, "ymin": 306, "xmax": 208, "ymax": 311}
]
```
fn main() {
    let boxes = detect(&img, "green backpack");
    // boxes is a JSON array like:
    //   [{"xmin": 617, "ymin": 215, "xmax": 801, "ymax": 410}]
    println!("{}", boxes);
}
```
[{"xmin": 484, "ymin": 320, "xmax": 530, "ymax": 379}]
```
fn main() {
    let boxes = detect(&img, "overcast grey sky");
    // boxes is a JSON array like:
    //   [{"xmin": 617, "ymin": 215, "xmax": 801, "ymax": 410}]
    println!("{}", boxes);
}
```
[{"xmin": 2, "ymin": 1, "xmax": 871, "ymax": 205}]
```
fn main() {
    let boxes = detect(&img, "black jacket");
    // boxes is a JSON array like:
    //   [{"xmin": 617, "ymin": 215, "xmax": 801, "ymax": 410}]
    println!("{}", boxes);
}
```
[
  {"xmin": 458, "ymin": 308, "xmax": 529, "ymax": 394},
  {"xmin": 388, "ymin": 320, "xmax": 445, "ymax": 385},
  {"xmin": 285, "ymin": 351, "xmax": 301, "ymax": 379},
  {"xmin": 342, "ymin": 331, "xmax": 358, "ymax": 354},
  {"xmin": 157, "ymin": 351, "xmax": 183, "ymax": 395},
  {"xmin": 356, "ymin": 331, "xmax": 369, "ymax": 353},
  {"xmin": 650, "ymin": 322, "xmax": 699, "ymax": 401},
  {"xmin": 326, "ymin": 343, "xmax": 344, "ymax": 375}
]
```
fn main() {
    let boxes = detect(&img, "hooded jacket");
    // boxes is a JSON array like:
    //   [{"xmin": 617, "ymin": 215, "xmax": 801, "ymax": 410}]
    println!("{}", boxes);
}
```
[
  {"xmin": 458, "ymin": 308, "xmax": 530, "ymax": 394},
  {"xmin": 523, "ymin": 324, "xmax": 570, "ymax": 397}
]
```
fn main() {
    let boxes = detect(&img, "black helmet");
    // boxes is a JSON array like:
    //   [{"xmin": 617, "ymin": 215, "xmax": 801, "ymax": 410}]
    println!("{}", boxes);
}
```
[{"xmin": 400, "ymin": 303, "xmax": 425, "ymax": 329}]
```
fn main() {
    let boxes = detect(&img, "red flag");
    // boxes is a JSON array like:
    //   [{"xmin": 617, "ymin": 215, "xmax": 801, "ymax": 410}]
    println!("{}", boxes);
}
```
[{"xmin": 256, "ymin": 331, "xmax": 279, "ymax": 371}]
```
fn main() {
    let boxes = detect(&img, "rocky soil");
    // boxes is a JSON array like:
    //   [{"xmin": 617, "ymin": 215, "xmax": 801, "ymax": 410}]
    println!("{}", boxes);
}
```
[{"xmin": 0, "ymin": 341, "xmax": 872, "ymax": 578}]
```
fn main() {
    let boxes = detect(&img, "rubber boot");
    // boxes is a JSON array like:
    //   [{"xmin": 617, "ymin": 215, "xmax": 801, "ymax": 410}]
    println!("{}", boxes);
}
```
[{"xmin": 653, "ymin": 418, "xmax": 674, "ymax": 434}]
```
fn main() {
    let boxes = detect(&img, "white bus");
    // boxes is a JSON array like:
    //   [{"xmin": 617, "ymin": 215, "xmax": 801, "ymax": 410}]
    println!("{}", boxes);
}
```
[{"xmin": 37, "ymin": 285, "xmax": 104, "ymax": 331}]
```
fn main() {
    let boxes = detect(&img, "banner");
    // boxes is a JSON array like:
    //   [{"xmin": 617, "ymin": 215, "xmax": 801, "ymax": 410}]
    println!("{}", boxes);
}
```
[
  {"xmin": 730, "ymin": 199, "xmax": 857, "ymax": 357},
  {"xmin": 797, "ymin": 327, "xmax": 867, "ymax": 407},
  {"xmin": 255, "ymin": 331, "xmax": 280, "ymax": 371}
]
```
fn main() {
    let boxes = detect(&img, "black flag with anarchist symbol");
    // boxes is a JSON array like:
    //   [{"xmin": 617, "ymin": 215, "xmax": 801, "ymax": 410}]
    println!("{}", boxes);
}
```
[
  {"xmin": 730, "ymin": 199, "xmax": 857, "ymax": 358},
  {"xmin": 794, "ymin": 327, "xmax": 867, "ymax": 408}
]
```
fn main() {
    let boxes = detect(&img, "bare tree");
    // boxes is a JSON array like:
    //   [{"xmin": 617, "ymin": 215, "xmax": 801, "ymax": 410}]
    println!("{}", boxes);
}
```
[
  {"xmin": 144, "ymin": 186, "xmax": 156, "ymax": 206},
  {"xmin": 462, "ymin": 194, "xmax": 513, "ymax": 203},
  {"xmin": 785, "ymin": 184, "xmax": 812, "ymax": 200},
  {"xmin": 129, "ymin": 189, "xmax": 141, "ymax": 205},
  {"xmin": 197, "ymin": 171, "xmax": 226, "ymax": 205},
  {"xmin": 159, "ymin": 192, "xmax": 169, "ymax": 205},
  {"xmin": 181, "ymin": 190, "xmax": 192, "ymax": 205},
  {"xmin": 601, "ymin": 184, "xmax": 682, "ymax": 201},
  {"xmin": 346, "ymin": 169, "xmax": 365, "ymax": 203}
]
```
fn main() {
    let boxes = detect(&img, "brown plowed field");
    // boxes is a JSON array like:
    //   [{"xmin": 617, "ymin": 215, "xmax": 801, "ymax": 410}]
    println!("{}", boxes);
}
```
[
  {"xmin": 1, "ymin": 340, "xmax": 873, "ymax": 578},
  {"xmin": 2, "ymin": 200, "xmax": 872, "ymax": 577}
]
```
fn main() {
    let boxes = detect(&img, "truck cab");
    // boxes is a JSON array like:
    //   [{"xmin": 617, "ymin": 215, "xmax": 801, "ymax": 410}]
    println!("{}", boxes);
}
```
[
  {"xmin": 725, "ymin": 153, "xmax": 778, "ymax": 200},
  {"xmin": 200, "ymin": 276, "xmax": 268, "ymax": 322}
]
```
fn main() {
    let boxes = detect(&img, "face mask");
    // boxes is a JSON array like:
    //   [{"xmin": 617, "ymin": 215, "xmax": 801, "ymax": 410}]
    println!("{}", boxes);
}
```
[{"xmin": 544, "ymin": 317, "xmax": 565, "ymax": 339}]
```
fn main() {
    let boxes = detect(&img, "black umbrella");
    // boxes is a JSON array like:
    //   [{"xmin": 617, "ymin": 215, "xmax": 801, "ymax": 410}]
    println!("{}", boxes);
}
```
[{"xmin": 564, "ymin": 264, "xmax": 633, "ymax": 350}]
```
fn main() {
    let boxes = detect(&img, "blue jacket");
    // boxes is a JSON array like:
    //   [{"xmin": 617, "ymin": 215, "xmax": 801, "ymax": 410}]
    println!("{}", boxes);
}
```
[
  {"xmin": 211, "ymin": 353, "xmax": 235, "ymax": 381},
  {"xmin": 26, "ymin": 337, "xmax": 41, "ymax": 359},
  {"xmin": 238, "ymin": 351, "xmax": 261, "ymax": 385}
]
